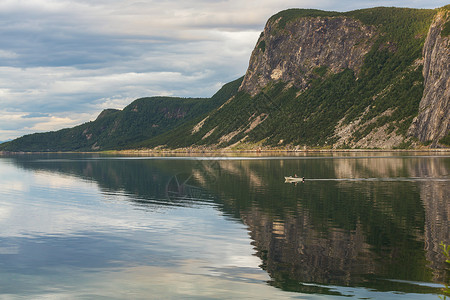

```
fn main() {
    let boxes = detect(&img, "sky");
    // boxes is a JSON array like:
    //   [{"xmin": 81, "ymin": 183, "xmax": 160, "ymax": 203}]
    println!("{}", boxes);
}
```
[{"xmin": 0, "ymin": 0, "xmax": 448, "ymax": 142}]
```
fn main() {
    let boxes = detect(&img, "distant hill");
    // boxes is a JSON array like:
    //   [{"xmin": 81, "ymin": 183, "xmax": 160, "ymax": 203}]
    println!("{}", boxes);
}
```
[
  {"xmin": 0, "ymin": 78, "xmax": 243, "ymax": 151},
  {"xmin": 1, "ymin": 6, "xmax": 449, "ymax": 152}
]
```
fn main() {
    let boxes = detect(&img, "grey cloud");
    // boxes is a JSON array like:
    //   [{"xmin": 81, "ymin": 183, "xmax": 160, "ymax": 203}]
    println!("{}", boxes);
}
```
[{"xmin": 22, "ymin": 113, "xmax": 51, "ymax": 119}]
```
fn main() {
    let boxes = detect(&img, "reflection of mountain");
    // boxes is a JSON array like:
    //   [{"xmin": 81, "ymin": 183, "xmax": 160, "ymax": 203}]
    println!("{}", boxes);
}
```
[
  {"xmin": 412, "ymin": 158, "xmax": 450, "ymax": 282},
  {"xmin": 332, "ymin": 155, "xmax": 450, "ymax": 283},
  {"xmin": 9, "ymin": 154, "xmax": 218, "ymax": 208},
  {"xmin": 198, "ymin": 156, "xmax": 449, "ymax": 294},
  {"xmin": 242, "ymin": 207, "xmax": 374, "ymax": 291},
  {"xmin": 7, "ymin": 154, "xmax": 449, "ymax": 294},
  {"xmin": 422, "ymin": 180, "xmax": 449, "ymax": 282}
]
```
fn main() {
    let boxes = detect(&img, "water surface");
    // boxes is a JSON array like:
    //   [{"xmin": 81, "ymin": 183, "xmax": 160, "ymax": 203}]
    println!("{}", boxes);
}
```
[{"xmin": 0, "ymin": 152, "xmax": 448, "ymax": 299}]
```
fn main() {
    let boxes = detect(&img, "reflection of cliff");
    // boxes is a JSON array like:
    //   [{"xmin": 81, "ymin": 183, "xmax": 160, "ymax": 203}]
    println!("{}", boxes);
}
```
[
  {"xmin": 192, "ymin": 160, "xmax": 266, "ymax": 190},
  {"xmin": 332, "ymin": 156, "xmax": 406, "ymax": 179},
  {"xmin": 332, "ymin": 155, "xmax": 450, "ymax": 282},
  {"xmin": 241, "ymin": 206, "xmax": 374, "ymax": 289},
  {"xmin": 422, "ymin": 180, "xmax": 449, "ymax": 282},
  {"xmin": 411, "ymin": 157, "xmax": 450, "ymax": 282}
]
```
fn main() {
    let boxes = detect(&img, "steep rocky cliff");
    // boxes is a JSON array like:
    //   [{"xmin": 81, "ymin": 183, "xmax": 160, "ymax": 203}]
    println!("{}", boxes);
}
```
[
  {"xmin": 162, "ymin": 7, "xmax": 442, "ymax": 150},
  {"xmin": 240, "ymin": 14, "xmax": 377, "ymax": 96},
  {"xmin": 409, "ymin": 9, "xmax": 450, "ymax": 147}
]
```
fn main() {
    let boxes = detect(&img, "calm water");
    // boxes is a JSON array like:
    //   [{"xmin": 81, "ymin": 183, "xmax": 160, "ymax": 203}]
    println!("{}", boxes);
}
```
[{"xmin": 0, "ymin": 152, "xmax": 448, "ymax": 299}]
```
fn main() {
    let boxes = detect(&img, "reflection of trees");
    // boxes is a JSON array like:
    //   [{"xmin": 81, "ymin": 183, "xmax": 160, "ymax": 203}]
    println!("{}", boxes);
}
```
[
  {"xmin": 197, "ymin": 157, "xmax": 449, "ymax": 294},
  {"xmin": 165, "ymin": 172, "xmax": 215, "ymax": 204},
  {"xmin": 242, "ymin": 206, "xmax": 373, "ymax": 294},
  {"xmin": 8, "ymin": 154, "xmax": 449, "ymax": 294},
  {"xmin": 10, "ymin": 154, "xmax": 219, "ymax": 207},
  {"xmin": 238, "ymin": 187, "xmax": 436, "ymax": 294}
]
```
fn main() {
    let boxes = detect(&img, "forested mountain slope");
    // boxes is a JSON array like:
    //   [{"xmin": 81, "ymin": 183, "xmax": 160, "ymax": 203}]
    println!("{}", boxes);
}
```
[{"xmin": 140, "ymin": 6, "xmax": 449, "ymax": 150}]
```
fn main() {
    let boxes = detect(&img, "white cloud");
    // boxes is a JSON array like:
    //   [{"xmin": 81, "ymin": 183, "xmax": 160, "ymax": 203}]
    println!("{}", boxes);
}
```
[{"xmin": 0, "ymin": 49, "xmax": 19, "ymax": 59}]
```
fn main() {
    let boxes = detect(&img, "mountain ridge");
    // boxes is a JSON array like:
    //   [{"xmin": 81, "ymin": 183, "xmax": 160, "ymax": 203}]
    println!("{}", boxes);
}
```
[
  {"xmin": 1, "ymin": 6, "xmax": 449, "ymax": 152},
  {"xmin": 138, "ymin": 6, "xmax": 448, "ymax": 150}
]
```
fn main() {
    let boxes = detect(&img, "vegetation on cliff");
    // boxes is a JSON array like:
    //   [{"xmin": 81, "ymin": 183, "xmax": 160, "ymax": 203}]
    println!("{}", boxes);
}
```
[{"xmin": 139, "ymin": 7, "xmax": 438, "ymax": 150}]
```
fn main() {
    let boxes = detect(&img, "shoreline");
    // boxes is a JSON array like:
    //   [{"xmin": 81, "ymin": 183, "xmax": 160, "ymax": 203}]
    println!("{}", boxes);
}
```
[{"xmin": 2, "ymin": 147, "xmax": 450, "ymax": 156}]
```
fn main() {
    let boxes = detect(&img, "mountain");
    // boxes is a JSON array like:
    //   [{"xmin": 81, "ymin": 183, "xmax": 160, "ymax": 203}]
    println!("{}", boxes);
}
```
[
  {"xmin": 0, "ymin": 78, "xmax": 243, "ymax": 152},
  {"xmin": 408, "ymin": 8, "xmax": 450, "ymax": 146},
  {"xmin": 139, "ymin": 6, "xmax": 449, "ymax": 150},
  {"xmin": 1, "ymin": 6, "xmax": 449, "ymax": 152}
]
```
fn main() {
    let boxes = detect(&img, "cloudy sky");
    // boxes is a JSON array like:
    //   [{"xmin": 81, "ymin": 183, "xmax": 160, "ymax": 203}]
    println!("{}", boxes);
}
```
[{"xmin": 0, "ymin": 0, "xmax": 447, "ymax": 141}]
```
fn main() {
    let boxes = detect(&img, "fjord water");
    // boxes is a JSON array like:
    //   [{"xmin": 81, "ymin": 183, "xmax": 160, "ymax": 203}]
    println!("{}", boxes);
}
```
[{"xmin": 0, "ymin": 153, "xmax": 448, "ymax": 299}]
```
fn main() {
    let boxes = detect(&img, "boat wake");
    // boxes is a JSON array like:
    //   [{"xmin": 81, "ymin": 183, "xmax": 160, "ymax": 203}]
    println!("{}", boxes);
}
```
[{"xmin": 289, "ymin": 177, "xmax": 449, "ymax": 182}]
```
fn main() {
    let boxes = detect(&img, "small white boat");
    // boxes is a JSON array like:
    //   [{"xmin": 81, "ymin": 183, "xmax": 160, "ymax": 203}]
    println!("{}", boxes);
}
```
[{"xmin": 284, "ymin": 176, "xmax": 305, "ymax": 182}]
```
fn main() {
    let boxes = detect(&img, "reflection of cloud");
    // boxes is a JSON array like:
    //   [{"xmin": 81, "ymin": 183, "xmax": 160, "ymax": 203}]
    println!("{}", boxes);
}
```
[
  {"xmin": 0, "ymin": 159, "xmax": 286, "ymax": 298},
  {"xmin": 0, "ymin": 244, "xmax": 18, "ymax": 255},
  {"xmin": 0, "ymin": 169, "xmax": 152, "ymax": 237},
  {"xmin": 33, "ymin": 171, "xmax": 93, "ymax": 189},
  {"xmin": 93, "ymin": 264, "xmax": 278, "ymax": 299},
  {"xmin": 0, "ymin": 205, "xmax": 12, "ymax": 220},
  {"xmin": 0, "ymin": 198, "xmax": 154, "ymax": 238},
  {"xmin": 0, "ymin": 181, "xmax": 27, "ymax": 193},
  {"xmin": 6, "ymin": 263, "xmax": 286, "ymax": 299}
]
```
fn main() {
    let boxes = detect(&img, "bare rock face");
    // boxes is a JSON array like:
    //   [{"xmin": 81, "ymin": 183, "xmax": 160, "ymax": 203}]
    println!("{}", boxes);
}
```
[
  {"xmin": 239, "ymin": 16, "xmax": 377, "ymax": 96},
  {"xmin": 409, "ymin": 10, "xmax": 450, "ymax": 146}
]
